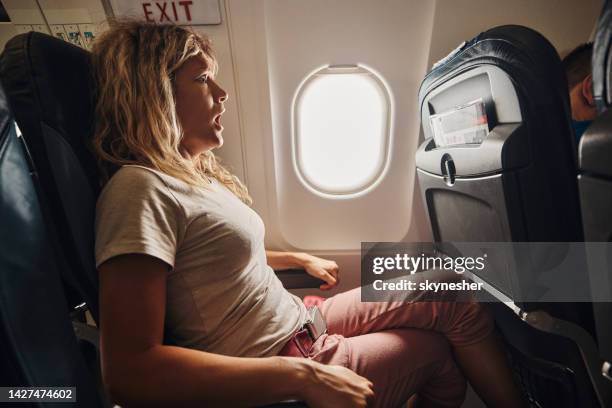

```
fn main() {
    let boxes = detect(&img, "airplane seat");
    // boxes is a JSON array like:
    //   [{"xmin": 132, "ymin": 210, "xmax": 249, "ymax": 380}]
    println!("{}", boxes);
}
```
[
  {"xmin": 579, "ymin": 0, "xmax": 612, "ymax": 389},
  {"xmin": 0, "ymin": 82, "xmax": 103, "ymax": 407},
  {"xmin": 416, "ymin": 25, "xmax": 606, "ymax": 406},
  {"xmin": 0, "ymin": 31, "xmax": 315, "ymax": 408},
  {"xmin": 0, "ymin": 31, "xmax": 100, "ymax": 321}
]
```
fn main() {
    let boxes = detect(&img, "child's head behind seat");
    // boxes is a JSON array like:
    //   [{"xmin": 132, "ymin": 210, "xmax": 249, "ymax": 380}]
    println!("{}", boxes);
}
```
[{"xmin": 562, "ymin": 42, "xmax": 597, "ymax": 123}]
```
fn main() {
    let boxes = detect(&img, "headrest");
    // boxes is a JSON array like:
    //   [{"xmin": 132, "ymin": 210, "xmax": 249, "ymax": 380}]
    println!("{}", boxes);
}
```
[
  {"xmin": 0, "ymin": 32, "xmax": 99, "ymax": 193},
  {"xmin": 418, "ymin": 25, "xmax": 575, "ymax": 175},
  {"xmin": 592, "ymin": 0, "xmax": 612, "ymax": 113},
  {"xmin": 420, "ymin": 25, "xmax": 570, "ymax": 121}
]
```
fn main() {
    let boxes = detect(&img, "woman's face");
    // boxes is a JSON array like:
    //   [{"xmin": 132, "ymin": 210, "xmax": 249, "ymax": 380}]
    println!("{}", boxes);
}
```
[{"xmin": 174, "ymin": 54, "xmax": 228, "ymax": 157}]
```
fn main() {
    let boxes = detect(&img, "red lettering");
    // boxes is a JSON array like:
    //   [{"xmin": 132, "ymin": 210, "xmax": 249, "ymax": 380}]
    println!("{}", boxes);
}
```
[
  {"xmin": 178, "ymin": 1, "xmax": 193, "ymax": 21},
  {"xmin": 142, "ymin": 3, "xmax": 153, "ymax": 22},
  {"xmin": 156, "ymin": 2, "xmax": 170, "ymax": 22},
  {"xmin": 171, "ymin": 2, "xmax": 178, "ymax": 21}
]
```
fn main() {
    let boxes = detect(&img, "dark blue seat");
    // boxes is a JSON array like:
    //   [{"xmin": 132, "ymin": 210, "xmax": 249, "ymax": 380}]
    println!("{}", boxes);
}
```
[
  {"xmin": 0, "ymin": 82, "xmax": 103, "ymax": 407},
  {"xmin": 0, "ymin": 32, "xmax": 100, "ymax": 321}
]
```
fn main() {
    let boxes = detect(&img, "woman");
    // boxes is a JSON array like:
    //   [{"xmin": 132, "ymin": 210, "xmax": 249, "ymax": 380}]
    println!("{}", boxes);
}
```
[{"xmin": 92, "ymin": 21, "xmax": 524, "ymax": 408}]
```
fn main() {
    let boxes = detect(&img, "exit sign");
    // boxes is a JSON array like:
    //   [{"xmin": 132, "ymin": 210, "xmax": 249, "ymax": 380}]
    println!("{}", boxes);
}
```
[{"xmin": 110, "ymin": 0, "xmax": 221, "ymax": 25}]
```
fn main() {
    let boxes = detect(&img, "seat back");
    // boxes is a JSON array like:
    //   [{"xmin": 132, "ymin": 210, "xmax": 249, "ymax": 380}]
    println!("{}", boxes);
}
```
[
  {"xmin": 579, "ymin": 0, "xmax": 612, "ymax": 376},
  {"xmin": 416, "ymin": 25, "xmax": 601, "ymax": 406},
  {"xmin": 416, "ymin": 25, "xmax": 589, "ymax": 317},
  {"xmin": 0, "ymin": 32, "xmax": 100, "ymax": 321},
  {"xmin": 0, "ymin": 82, "xmax": 102, "ymax": 407}
]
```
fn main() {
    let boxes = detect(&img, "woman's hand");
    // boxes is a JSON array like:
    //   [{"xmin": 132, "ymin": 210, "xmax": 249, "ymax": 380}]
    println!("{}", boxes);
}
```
[
  {"xmin": 296, "ymin": 359, "xmax": 375, "ymax": 408},
  {"xmin": 301, "ymin": 254, "xmax": 340, "ymax": 290}
]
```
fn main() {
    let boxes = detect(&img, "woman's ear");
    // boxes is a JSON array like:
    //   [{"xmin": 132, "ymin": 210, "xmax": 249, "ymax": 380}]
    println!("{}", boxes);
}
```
[{"xmin": 582, "ymin": 74, "xmax": 595, "ymax": 107}]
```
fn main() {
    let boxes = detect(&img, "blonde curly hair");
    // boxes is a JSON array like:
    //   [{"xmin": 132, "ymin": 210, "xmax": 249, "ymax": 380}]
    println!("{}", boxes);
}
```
[{"xmin": 91, "ymin": 20, "xmax": 251, "ymax": 204}]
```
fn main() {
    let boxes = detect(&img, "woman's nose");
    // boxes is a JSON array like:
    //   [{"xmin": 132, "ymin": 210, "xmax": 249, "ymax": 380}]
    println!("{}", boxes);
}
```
[
  {"xmin": 212, "ymin": 80, "xmax": 228, "ymax": 103},
  {"xmin": 218, "ymin": 87, "xmax": 228, "ymax": 103}
]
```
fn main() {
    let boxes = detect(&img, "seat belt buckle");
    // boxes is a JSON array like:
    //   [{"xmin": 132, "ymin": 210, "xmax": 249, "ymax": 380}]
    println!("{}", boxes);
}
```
[
  {"xmin": 292, "ymin": 328, "xmax": 313, "ymax": 356},
  {"xmin": 304, "ymin": 306, "xmax": 327, "ymax": 341}
]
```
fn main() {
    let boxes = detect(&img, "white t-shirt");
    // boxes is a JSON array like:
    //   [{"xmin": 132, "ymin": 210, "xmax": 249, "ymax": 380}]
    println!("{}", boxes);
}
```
[{"xmin": 95, "ymin": 165, "xmax": 307, "ymax": 357}]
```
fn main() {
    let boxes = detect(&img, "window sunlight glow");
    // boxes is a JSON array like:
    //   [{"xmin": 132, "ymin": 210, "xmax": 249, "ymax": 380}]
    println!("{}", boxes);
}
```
[{"xmin": 295, "ymin": 67, "xmax": 390, "ymax": 195}]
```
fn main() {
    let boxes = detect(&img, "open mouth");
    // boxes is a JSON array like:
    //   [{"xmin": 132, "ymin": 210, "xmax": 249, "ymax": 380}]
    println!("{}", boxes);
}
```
[
  {"xmin": 213, "ymin": 110, "xmax": 225, "ymax": 128},
  {"xmin": 213, "ymin": 114, "xmax": 222, "ymax": 127}
]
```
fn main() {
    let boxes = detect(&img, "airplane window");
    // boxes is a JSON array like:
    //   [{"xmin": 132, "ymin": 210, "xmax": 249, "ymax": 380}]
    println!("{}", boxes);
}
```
[{"xmin": 293, "ymin": 65, "xmax": 390, "ymax": 196}]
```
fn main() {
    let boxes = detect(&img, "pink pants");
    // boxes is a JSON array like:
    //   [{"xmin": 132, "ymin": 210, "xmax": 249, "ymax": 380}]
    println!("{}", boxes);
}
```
[{"xmin": 279, "ymin": 270, "xmax": 494, "ymax": 408}]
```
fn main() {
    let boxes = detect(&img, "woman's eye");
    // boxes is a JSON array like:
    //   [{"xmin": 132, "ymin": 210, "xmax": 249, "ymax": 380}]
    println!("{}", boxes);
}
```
[{"xmin": 197, "ymin": 75, "xmax": 208, "ymax": 83}]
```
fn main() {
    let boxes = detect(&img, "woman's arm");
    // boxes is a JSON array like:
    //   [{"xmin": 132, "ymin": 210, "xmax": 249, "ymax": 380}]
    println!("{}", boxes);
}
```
[
  {"xmin": 99, "ymin": 254, "xmax": 371, "ymax": 407},
  {"xmin": 266, "ymin": 251, "xmax": 340, "ymax": 290},
  {"xmin": 265, "ymin": 251, "xmax": 312, "ymax": 270}
]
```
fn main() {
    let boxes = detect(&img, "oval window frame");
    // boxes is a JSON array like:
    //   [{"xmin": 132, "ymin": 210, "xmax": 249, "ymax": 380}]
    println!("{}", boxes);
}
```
[{"xmin": 291, "ymin": 64, "xmax": 393, "ymax": 198}]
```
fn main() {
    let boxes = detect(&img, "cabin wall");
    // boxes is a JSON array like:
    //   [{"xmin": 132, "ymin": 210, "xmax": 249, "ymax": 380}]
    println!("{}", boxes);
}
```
[
  {"xmin": 228, "ymin": 0, "xmax": 437, "ymax": 254},
  {"xmin": 428, "ymin": 0, "xmax": 601, "ymax": 67},
  {"xmin": 225, "ymin": 0, "xmax": 602, "ymax": 253}
]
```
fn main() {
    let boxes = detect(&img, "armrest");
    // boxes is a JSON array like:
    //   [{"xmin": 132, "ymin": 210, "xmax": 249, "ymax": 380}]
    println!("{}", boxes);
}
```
[{"xmin": 275, "ymin": 268, "xmax": 323, "ymax": 289}]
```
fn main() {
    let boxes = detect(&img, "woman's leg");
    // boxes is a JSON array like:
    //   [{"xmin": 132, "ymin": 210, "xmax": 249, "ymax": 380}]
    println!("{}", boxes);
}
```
[
  {"xmin": 319, "ymin": 269, "xmax": 525, "ymax": 408},
  {"xmin": 453, "ymin": 331, "xmax": 525, "ymax": 408},
  {"xmin": 307, "ymin": 328, "xmax": 466, "ymax": 408}
]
